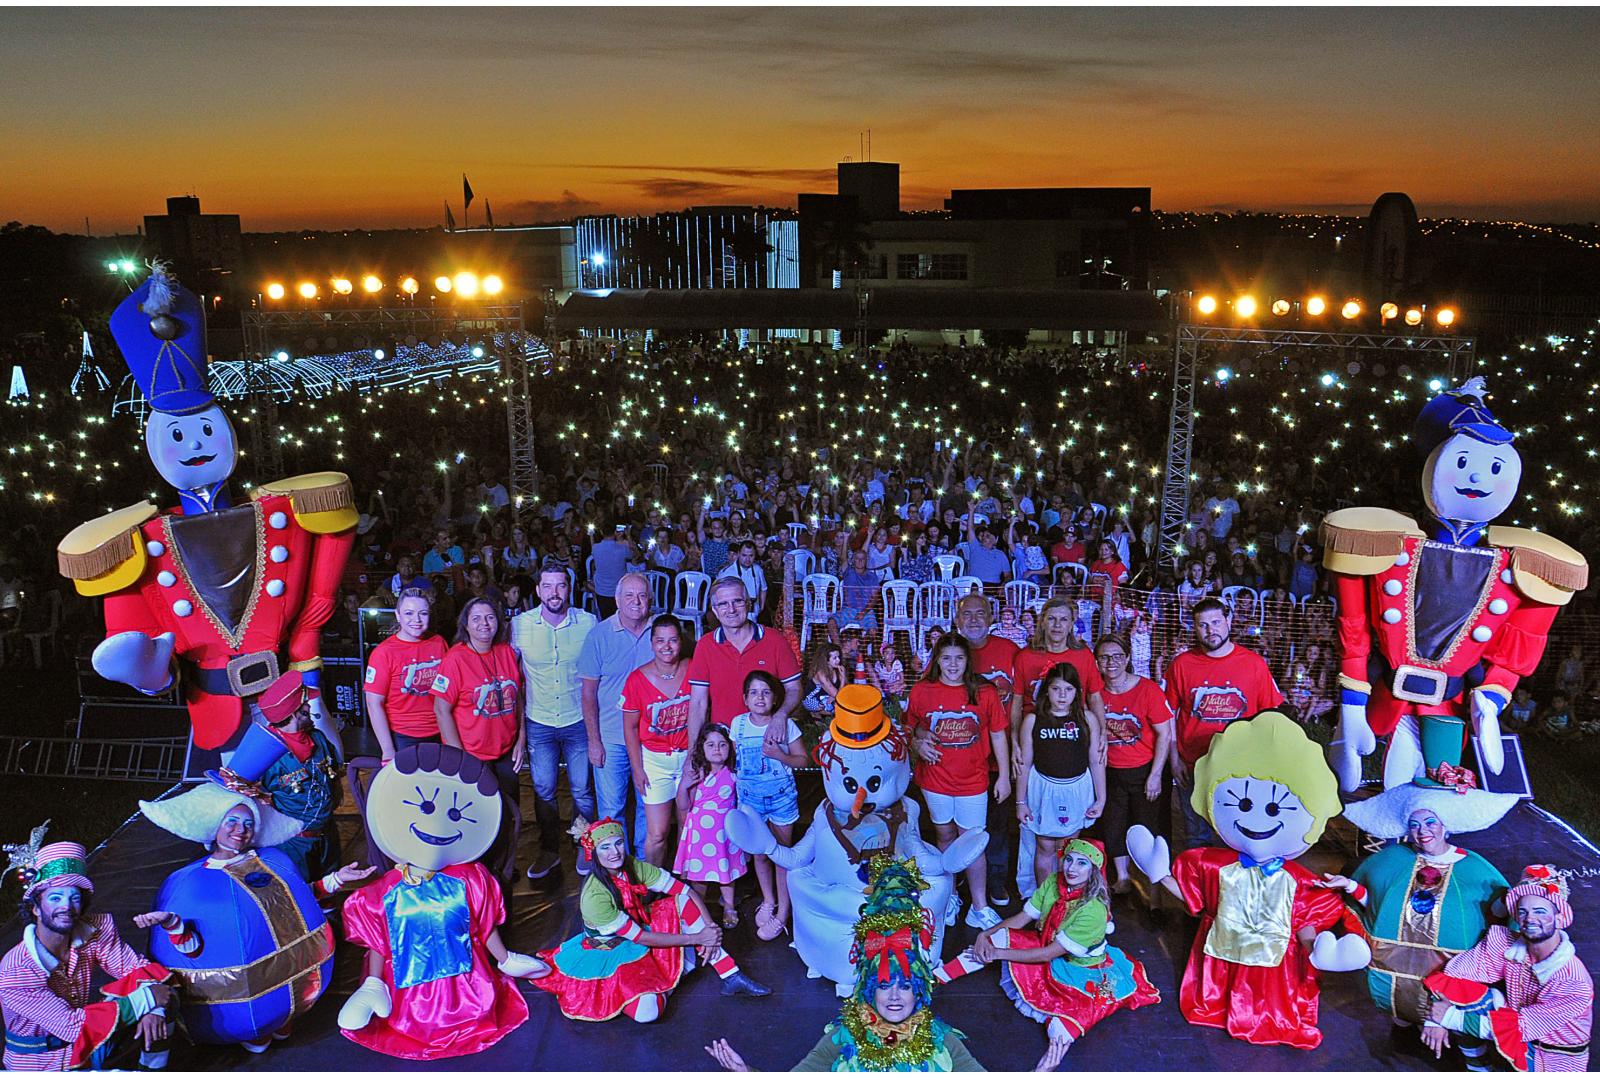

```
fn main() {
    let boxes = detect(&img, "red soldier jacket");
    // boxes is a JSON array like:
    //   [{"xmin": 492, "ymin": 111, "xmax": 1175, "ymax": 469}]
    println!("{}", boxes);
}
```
[
  {"xmin": 58, "ymin": 472, "xmax": 357, "ymax": 749},
  {"xmin": 1320, "ymin": 508, "xmax": 1587, "ymax": 735}
]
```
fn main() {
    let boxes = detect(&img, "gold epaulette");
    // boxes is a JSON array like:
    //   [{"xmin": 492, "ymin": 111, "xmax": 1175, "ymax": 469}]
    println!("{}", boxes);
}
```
[
  {"xmin": 1319, "ymin": 507, "xmax": 1425, "ymax": 576},
  {"xmin": 253, "ymin": 472, "xmax": 358, "ymax": 534},
  {"xmin": 57, "ymin": 502, "xmax": 158, "ymax": 596},
  {"xmin": 1487, "ymin": 526, "xmax": 1590, "ymax": 606}
]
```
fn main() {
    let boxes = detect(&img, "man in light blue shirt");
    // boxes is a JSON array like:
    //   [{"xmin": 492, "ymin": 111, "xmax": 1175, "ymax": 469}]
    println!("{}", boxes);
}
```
[
  {"xmin": 576, "ymin": 573, "xmax": 655, "ymax": 853},
  {"xmin": 588, "ymin": 526, "xmax": 633, "ymax": 618},
  {"xmin": 964, "ymin": 520, "xmax": 1012, "ymax": 586}
]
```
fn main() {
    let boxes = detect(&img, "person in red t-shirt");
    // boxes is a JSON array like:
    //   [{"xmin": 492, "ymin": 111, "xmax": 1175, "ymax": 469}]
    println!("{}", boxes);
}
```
[
  {"xmin": 1049, "ymin": 524, "xmax": 1086, "ymax": 568},
  {"xmin": 1010, "ymin": 597, "xmax": 1107, "ymax": 896},
  {"xmin": 364, "ymin": 588, "xmax": 448, "ymax": 762},
  {"xmin": 620, "ymin": 614, "xmax": 694, "ymax": 866},
  {"xmin": 908, "ymin": 633, "xmax": 1010, "ymax": 931},
  {"xmin": 1163, "ymin": 598, "xmax": 1283, "ymax": 849},
  {"xmin": 685, "ymin": 578, "xmax": 802, "ymax": 748},
  {"xmin": 953, "ymin": 593, "xmax": 1020, "ymax": 909},
  {"xmin": 1093, "ymin": 633, "xmax": 1173, "ymax": 891},
  {"xmin": 430, "ymin": 596, "xmax": 525, "ymax": 879},
  {"xmin": 1088, "ymin": 540, "xmax": 1130, "ymax": 609}
]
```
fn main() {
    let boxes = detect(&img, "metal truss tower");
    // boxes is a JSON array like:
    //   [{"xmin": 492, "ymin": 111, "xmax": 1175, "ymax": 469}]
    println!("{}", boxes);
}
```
[{"xmin": 1158, "ymin": 323, "xmax": 1477, "ymax": 559}]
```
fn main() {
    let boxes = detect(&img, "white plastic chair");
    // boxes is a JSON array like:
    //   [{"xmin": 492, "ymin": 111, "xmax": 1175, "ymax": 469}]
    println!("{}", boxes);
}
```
[
  {"xmin": 1004, "ymin": 579, "xmax": 1040, "ymax": 615},
  {"xmin": 645, "ymin": 570, "xmax": 672, "ymax": 613},
  {"xmin": 1053, "ymin": 561, "xmax": 1089, "ymax": 588},
  {"xmin": 918, "ymin": 581, "xmax": 955, "ymax": 640},
  {"xmin": 950, "ymin": 575, "xmax": 985, "ymax": 598},
  {"xmin": 1090, "ymin": 502, "xmax": 1108, "ymax": 532},
  {"xmin": 933, "ymin": 554, "xmax": 965, "ymax": 581},
  {"xmin": 672, "ymin": 571, "xmax": 712, "ymax": 638},
  {"xmin": 800, "ymin": 573, "xmax": 843, "ymax": 653},
  {"xmin": 880, "ymin": 579, "xmax": 919, "ymax": 648},
  {"xmin": 788, "ymin": 549, "xmax": 817, "ymax": 583}
]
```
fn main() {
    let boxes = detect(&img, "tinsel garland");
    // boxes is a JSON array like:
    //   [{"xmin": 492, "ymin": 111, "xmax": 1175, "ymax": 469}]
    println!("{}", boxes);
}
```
[{"xmin": 835, "ymin": 1001, "xmax": 955, "ymax": 1071}]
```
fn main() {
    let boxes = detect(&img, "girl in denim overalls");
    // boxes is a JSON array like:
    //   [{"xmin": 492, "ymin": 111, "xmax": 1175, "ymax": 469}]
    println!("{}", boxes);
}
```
[{"xmin": 729, "ymin": 670, "xmax": 808, "ymax": 941}]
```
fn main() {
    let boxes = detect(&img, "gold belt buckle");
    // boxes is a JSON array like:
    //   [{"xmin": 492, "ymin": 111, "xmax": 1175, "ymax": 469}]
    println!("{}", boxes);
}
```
[
  {"xmin": 226, "ymin": 651, "xmax": 281, "ymax": 697},
  {"xmin": 1392, "ymin": 664, "xmax": 1447, "ymax": 706}
]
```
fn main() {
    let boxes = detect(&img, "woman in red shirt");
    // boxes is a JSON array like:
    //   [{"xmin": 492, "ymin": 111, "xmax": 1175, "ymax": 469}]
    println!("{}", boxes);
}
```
[
  {"xmin": 1088, "ymin": 540, "xmax": 1130, "ymax": 609},
  {"xmin": 621, "ymin": 614, "xmax": 694, "ymax": 866},
  {"xmin": 430, "ymin": 596, "xmax": 525, "ymax": 880},
  {"xmin": 363, "ymin": 588, "xmax": 448, "ymax": 762},
  {"xmin": 1093, "ymin": 633, "xmax": 1173, "ymax": 893},
  {"xmin": 908, "ymin": 633, "xmax": 1011, "ymax": 931}
]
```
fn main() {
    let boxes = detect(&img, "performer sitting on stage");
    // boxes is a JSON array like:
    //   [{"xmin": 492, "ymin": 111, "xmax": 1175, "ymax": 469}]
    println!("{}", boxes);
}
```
[
  {"xmin": 1328, "ymin": 785, "xmax": 1509, "ymax": 1030},
  {"xmin": 0, "ymin": 826, "xmax": 174, "ymax": 1071},
  {"xmin": 1422, "ymin": 865, "xmax": 1593, "ymax": 1072},
  {"xmin": 706, "ymin": 857, "xmax": 1051, "ymax": 1071},
  {"xmin": 139, "ymin": 727, "xmax": 373, "ymax": 1052},
  {"xmin": 934, "ymin": 837, "xmax": 1159, "ymax": 1057},
  {"xmin": 534, "ymin": 815, "xmax": 769, "ymax": 1022},
  {"xmin": 251, "ymin": 669, "xmax": 343, "ymax": 881}
]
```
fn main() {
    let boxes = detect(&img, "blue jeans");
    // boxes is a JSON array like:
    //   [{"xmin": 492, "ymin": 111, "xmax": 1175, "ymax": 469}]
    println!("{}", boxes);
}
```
[
  {"xmin": 1176, "ymin": 774, "xmax": 1220, "ymax": 849},
  {"xmin": 527, "ymin": 721, "xmax": 597, "ymax": 855},
  {"xmin": 593, "ymin": 740, "xmax": 647, "ymax": 854}
]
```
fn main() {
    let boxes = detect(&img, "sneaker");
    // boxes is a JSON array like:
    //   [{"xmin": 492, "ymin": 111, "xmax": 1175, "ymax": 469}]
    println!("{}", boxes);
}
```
[
  {"xmin": 988, "ymin": 880, "xmax": 1012, "ymax": 907},
  {"xmin": 525, "ymin": 851, "xmax": 561, "ymax": 881},
  {"xmin": 944, "ymin": 891, "xmax": 962, "ymax": 927},
  {"xmin": 241, "ymin": 1038, "xmax": 271, "ymax": 1055},
  {"xmin": 720, "ymin": 971, "xmax": 771, "ymax": 997},
  {"xmin": 965, "ymin": 905, "xmax": 1002, "ymax": 930}
]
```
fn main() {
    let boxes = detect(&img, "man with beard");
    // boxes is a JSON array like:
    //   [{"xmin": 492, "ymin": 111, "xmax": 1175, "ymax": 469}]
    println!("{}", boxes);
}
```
[
  {"xmin": 1163, "ymin": 598, "xmax": 1282, "ymax": 848},
  {"xmin": 0, "ymin": 831, "xmax": 174, "ymax": 1070},
  {"xmin": 1422, "ymin": 866, "xmax": 1592, "ymax": 1071}
]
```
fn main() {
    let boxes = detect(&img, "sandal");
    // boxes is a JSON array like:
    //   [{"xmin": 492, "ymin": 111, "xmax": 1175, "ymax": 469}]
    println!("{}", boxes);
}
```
[
  {"xmin": 754, "ymin": 902, "xmax": 783, "ymax": 941},
  {"xmin": 721, "ymin": 908, "xmax": 740, "ymax": 930}
]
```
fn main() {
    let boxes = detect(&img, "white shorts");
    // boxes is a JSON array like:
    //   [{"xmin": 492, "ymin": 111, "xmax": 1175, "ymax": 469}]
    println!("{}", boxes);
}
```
[
  {"xmin": 1024, "ymin": 767, "xmax": 1095, "ymax": 839},
  {"xmin": 642, "ymin": 747, "xmax": 687, "ymax": 805},
  {"xmin": 921, "ymin": 789, "xmax": 988, "ymax": 830}
]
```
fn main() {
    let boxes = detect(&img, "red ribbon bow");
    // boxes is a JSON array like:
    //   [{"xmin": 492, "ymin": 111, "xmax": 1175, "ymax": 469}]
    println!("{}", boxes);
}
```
[
  {"xmin": 861, "ymin": 924, "xmax": 932, "ymax": 982},
  {"xmin": 1430, "ymin": 762, "xmax": 1477, "ymax": 794}
]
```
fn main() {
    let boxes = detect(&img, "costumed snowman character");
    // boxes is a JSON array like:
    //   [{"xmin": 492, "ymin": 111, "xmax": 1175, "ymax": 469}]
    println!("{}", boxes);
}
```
[
  {"xmin": 137, "ymin": 721, "xmax": 368, "ymax": 1051},
  {"xmin": 336, "ymin": 743, "xmax": 548, "ymax": 1060},
  {"xmin": 728, "ymin": 685, "xmax": 986, "ymax": 996},
  {"xmin": 1320, "ymin": 377, "xmax": 1587, "ymax": 813},
  {"xmin": 1127, "ymin": 710, "xmax": 1372, "ymax": 1049},
  {"xmin": 56, "ymin": 261, "xmax": 356, "ymax": 754}
]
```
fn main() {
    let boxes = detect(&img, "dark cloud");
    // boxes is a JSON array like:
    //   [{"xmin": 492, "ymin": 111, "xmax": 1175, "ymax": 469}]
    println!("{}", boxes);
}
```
[
  {"xmin": 629, "ymin": 178, "xmax": 741, "ymax": 200},
  {"xmin": 501, "ymin": 190, "xmax": 602, "ymax": 224}
]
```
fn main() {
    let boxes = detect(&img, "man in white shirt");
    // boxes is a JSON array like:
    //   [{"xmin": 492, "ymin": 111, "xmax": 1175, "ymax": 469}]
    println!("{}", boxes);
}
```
[{"xmin": 716, "ymin": 540, "xmax": 768, "ymax": 616}]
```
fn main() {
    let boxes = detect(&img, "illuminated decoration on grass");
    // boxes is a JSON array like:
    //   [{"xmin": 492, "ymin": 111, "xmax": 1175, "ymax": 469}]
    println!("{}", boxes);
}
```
[
  {"xmin": 8, "ymin": 365, "xmax": 29, "ymax": 402},
  {"xmin": 70, "ymin": 331, "xmax": 110, "ymax": 395}
]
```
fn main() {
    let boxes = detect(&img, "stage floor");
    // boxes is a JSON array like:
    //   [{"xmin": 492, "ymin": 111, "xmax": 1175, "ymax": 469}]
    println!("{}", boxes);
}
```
[{"xmin": 13, "ymin": 783, "xmax": 1597, "ymax": 1072}]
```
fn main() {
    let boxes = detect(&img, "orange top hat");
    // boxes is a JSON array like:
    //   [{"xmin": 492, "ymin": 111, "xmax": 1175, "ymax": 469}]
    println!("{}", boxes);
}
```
[{"xmin": 830, "ymin": 684, "xmax": 893, "ymax": 750}]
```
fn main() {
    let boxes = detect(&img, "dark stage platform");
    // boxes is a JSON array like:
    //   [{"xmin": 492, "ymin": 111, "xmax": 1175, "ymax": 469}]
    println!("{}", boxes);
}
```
[{"xmin": 13, "ymin": 784, "xmax": 1599, "ymax": 1072}]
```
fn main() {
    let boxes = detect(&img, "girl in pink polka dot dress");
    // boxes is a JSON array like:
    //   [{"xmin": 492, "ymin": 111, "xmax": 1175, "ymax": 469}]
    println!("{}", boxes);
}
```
[{"xmin": 674, "ymin": 723, "xmax": 747, "ymax": 928}]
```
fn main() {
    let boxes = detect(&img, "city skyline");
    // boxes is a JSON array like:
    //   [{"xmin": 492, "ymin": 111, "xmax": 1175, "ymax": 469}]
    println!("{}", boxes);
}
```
[{"xmin": 6, "ymin": 6, "xmax": 1600, "ymax": 233}]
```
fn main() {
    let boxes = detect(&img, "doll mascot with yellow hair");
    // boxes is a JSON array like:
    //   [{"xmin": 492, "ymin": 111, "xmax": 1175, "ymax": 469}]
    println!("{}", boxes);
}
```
[{"xmin": 1127, "ymin": 711, "xmax": 1371, "ymax": 1049}]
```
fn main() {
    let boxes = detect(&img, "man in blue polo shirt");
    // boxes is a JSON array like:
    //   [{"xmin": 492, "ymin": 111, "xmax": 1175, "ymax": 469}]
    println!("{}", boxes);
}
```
[
  {"xmin": 576, "ymin": 573, "xmax": 655, "ymax": 853},
  {"xmin": 964, "ymin": 518, "xmax": 1011, "ymax": 586}
]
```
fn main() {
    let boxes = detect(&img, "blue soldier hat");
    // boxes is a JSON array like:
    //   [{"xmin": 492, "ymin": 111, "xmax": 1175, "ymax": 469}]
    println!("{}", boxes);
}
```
[
  {"xmin": 205, "ymin": 720, "xmax": 291, "ymax": 791},
  {"xmin": 1413, "ymin": 376, "xmax": 1513, "ymax": 452},
  {"xmin": 108, "ymin": 261, "xmax": 213, "ymax": 416}
]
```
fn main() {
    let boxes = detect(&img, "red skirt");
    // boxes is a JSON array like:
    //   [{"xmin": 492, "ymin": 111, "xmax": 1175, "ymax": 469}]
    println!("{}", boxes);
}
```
[
  {"xmin": 533, "ymin": 896, "xmax": 688, "ymax": 1022},
  {"xmin": 1001, "ymin": 927, "xmax": 1161, "ymax": 1039}
]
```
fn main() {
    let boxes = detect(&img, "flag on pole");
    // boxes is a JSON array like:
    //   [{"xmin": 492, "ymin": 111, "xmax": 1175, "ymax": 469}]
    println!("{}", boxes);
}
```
[
  {"xmin": 485, "ymin": 200, "xmax": 494, "ymax": 230},
  {"xmin": 463, "ymin": 174, "xmax": 475, "ymax": 211},
  {"xmin": 445, "ymin": 201, "xmax": 455, "ymax": 232}
]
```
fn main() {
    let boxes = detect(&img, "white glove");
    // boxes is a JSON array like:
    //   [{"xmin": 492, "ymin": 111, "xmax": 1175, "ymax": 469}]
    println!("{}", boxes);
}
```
[
  {"xmin": 497, "ymin": 951, "xmax": 549, "ymax": 979},
  {"xmin": 306, "ymin": 694, "xmax": 345, "ymax": 764},
  {"xmin": 1332, "ymin": 703, "xmax": 1375, "ymax": 793},
  {"xmin": 1308, "ymin": 930, "xmax": 1371, "ymax": 973},
  {"xmin": 1383, "ymin": 715, "xmax": 1425, "ymax": 789},
  {"xmin": 1471, "ymin": 690, "xmax": 1505, "ymax": 775},
  {"xmin": 1125, "ymin": 825, "xmax": 1170, "ymax": 884},
  {"xmin": 92, "ymin": 631, "xmax": 176, "ymax": 694},
  {"xmin": 337, "ymin": 975, "xmax": 392, "ymax": 1031},
  {"xmin": 726, "ymin": 805, "xmax": 777, "ymax": 857},
  {"xmin": 940, "ymin": 830, "xmax": 988, "ymax": 875}
]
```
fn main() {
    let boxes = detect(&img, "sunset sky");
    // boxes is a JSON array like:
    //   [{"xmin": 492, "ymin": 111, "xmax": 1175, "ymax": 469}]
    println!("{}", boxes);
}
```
[{"xmin": 7, "ymin": 7, "xmax": 1600, "ymax": 233}]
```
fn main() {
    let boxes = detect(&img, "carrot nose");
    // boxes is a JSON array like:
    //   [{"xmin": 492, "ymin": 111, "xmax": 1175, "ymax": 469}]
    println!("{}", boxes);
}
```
[{"xmin": 851, "ymin": 787, "xmax": 868, "ymax": 815}]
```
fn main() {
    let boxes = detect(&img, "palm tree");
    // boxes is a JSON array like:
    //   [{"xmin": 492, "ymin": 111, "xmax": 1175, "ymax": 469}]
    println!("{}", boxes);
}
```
[
  {"xmin": 725, "ymin": 218, "xmax": 774, "ymax": 289},
  {"xmin": 619, "ymin": 218, "xmax": 679, "ymax": 288}
]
